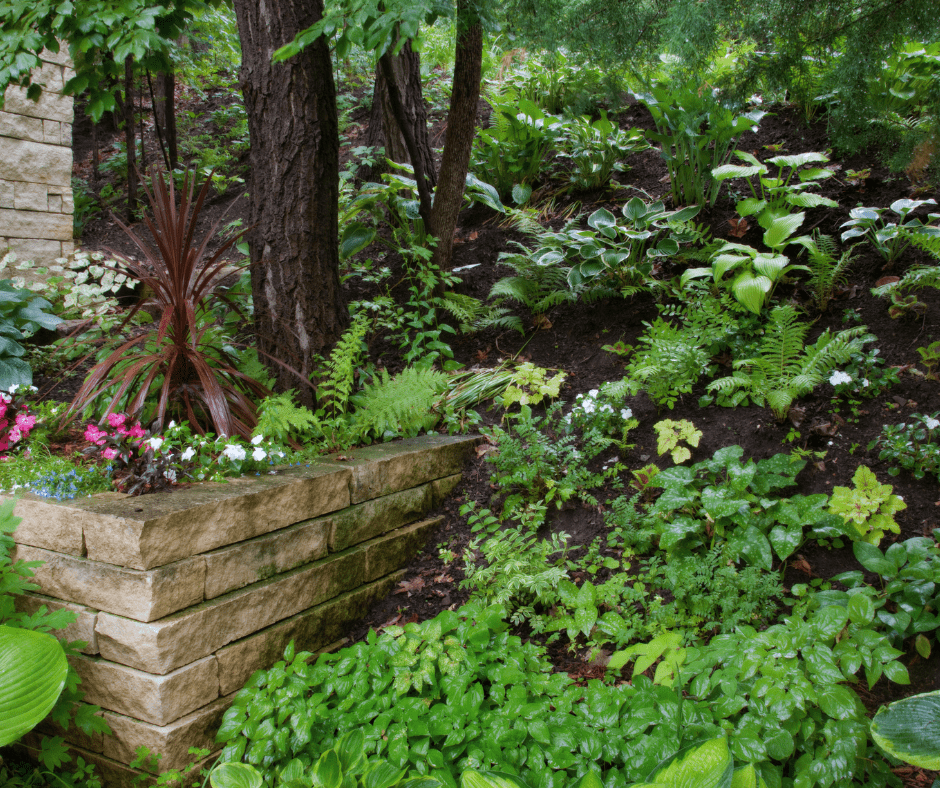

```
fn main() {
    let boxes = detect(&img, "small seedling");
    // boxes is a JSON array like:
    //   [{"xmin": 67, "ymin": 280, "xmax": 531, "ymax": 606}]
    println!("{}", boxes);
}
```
[
  {"xmin": 888, "ymin": 292, "xmax": 927, "ymax": 320},
  {"xmin": 654, "ymin": 419, "xmax": 702, "ymax": 464},
  {"xmin": 917, "ymin": 340, "xmax": 940, "ymax": 380},
  {"xmin": 630, "ymin": 463, "xmax": 661, "ymax": 496}
]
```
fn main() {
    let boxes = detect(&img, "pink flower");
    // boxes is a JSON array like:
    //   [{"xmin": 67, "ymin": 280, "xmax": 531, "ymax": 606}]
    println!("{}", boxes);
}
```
[
  {"xmin": 107, "ymin": 413, "xmax": 127, "ymax": 429},
  {"xmin": 0, "ymin": 438, "xmax": 8, "ymax": 452},
  {"xmin": 15, "ymin": 413, "xmax": 36, "ymax": 431},
  {"xmin": 0, "ymin": 401, "xmax": 6, "ymax": 420},
  {"xmin": 8, "ymin": 426, "xmax": 22, "ymax": 444},
  {"xmin": 127, "ymin": 423, "xmax": 146, "ymax": 439},
  {"xmin": 101, "ymin": 448, "xmax": 118, "ymax": 460},
  {"xmin": 84, "ymin": 424, "xmax": 109, "ymax": 446}
]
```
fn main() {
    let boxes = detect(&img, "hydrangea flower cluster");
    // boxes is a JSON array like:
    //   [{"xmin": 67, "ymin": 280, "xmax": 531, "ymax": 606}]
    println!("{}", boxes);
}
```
[
  {"xmin": 0, "ymin": 384, "xmax": 39, "ymax": 454},
  {"xmin": 564, "ymin": 387, "xmax": 638, "ymax": 444}
]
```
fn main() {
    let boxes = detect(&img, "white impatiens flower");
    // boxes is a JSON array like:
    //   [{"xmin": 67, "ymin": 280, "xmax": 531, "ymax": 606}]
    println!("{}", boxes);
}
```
[
  {"xmin": 829, "ymin": 371, "xmax": 852, "ymax": 386},
  {"xmin": 251, "ymin": 434, "xmax": 265, "ymax": 445},
  {"xmin": 252, "ymin": 447, "xmax": 266, "ymax": 462},
  {"xmin": 588, "ymin": 389, "xmax": 599, "ymax": 398},
  {"xmin": 147, "ymin": 437, "xmax": 164, "ymax": 451},
  {"xmin": 582, "ymin": 400, "xmax": 596, "ymax": 414},
  {"xmin": 926, "ymin": 417, "xmax": 940, "ymax": 430},
  {"xmin": 181, "ymin": 447, "xmax": 196, "ymax": 462},
  {"xmin": 222, "ymin": 444, "xmax": 247, "ymax": 462},
  {"xmin": 621, "ymin": 408, "xmax": 632, "ymax": 420}
]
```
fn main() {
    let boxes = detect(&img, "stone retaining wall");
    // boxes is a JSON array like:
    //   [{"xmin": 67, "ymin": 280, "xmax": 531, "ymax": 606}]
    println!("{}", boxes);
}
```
[
  {"xmin": 5, "ymin": 434, "xmax": 476, "ymax": 786},
  {"xmin": 0, "ymin": 48, "xmax": 75, "ymax": 269}
]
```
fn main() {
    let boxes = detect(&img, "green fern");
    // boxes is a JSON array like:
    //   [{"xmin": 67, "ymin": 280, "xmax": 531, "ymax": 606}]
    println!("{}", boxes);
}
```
[
  {"xmin": 254, "ymin": 390, "xmax": 320, "ymax": 443},
  {"xmin": 797, "ymin": 231, "xmax": 857, "ymax": 311},
  {"xmin": 707, "ymin": 305, "xmax": 871, "ymax": 420},
  {"xmin": 871, "ymin": 227, "xmax": 940, "ymax": 298},
  {"xmin": 351, "ymin": 365, "xmax": 448, "ymax": 439},
  {"xmin": 438, "ymin": 292, "xmax": 486, "ymax": 334},
  {"xmin": 317, "ymin": 314, "xmax": 369, "ymax": 417}
]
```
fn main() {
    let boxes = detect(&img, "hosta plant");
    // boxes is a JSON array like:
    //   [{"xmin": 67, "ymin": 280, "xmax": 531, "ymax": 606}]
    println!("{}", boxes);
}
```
[
  {"xmin": 870, "ymin": 690, "xmax": 940, "ymax": 771},
  {"xmin": 706, "ymin": 305, "xmax": 871, "ymax": 419},
  {"xmin": 67, "ymin": 168, "xmax": 271, "ymax": 438},
  {"xmin": 0, "ymin": 277, "xmax": 62, "ymax": 390},
  {"xmin": 840, "ymin": 198, "xmax": 938, "ymax": 264},
  {"xmin": 558, "ymin": 114, "xmax": 649, "ymax": 190}
]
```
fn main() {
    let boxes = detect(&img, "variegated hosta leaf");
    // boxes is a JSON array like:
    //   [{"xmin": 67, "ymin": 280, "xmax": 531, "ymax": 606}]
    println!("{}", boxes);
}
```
[{"xmin": 871, "ymin": 690, "xmax": 940, "ymax": 770}]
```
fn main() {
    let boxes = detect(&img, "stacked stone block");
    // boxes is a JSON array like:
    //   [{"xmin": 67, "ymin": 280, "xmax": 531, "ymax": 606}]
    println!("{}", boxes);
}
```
[
  {"xmin": 5, "ymin": 435, "xmax": 476, "ymax": 787},
  {"xmin": 0, "ymin": 48, "xmax": 75, "ymax": 269}
]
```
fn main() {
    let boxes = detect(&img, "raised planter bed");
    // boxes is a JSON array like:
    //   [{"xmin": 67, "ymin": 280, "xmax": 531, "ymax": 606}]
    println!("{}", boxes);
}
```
[{"xmin": 6, "ymin": 434, "xmax": 477, "ymax": 787}]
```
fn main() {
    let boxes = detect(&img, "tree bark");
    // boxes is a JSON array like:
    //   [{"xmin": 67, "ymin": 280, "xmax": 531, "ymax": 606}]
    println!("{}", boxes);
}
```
[
  {"xmin": 123, "ymin": 55, "xmax": 138, "ymax": 221},
  {"xmin": 361, "ymin": 41, "xmax": 435, "ymax": 189},
  {"xmin": 231, "ymin": 0, "xmax": 347, "ymax": 405},
  {"xmin": 430, "ymin": 1, "xmax": 482, "ymax": 271},
  {"xmin": 152, "ymin": 67, "xmax": 178, "ymax": 171}
]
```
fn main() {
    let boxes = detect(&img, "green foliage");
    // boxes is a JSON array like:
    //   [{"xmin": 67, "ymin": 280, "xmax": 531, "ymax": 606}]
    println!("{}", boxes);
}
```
[
  {"xmin": 253, "ymin": 391, "xmax": 320, "ymax": 445},
  {"xmin": 650, "ymin": 445, "xmax": 847, "ymax": 568},
  {"xmin": 870, "ymin": 690, "xmax": 940, "ymax": 771},
  {"xmin": 796, "ymin": 232, "xmax": 857, "ymax": 312},
  {"xmin": 712, "ymin": 151, "xmax": 838, "ymax": 224},
  {"xmin": 608, "ymin": 632, "xmax": 686, "ymax": 687},
  {"xmin": 841, "ymin": 199, "xmax": 938, "ymax": 263},
  {"xmin": 502, "ymin": 49, "xmax": 610, "ymax": 117},
  {"xmin": 682, "ymin": 212, "xmax": 812, "ymax": 314},
  {"xmin": 637, "ymin": 79, "xmax": 765, "ymax": 207},
  {"xmin": 706, "ymin": 305, "xmax": 871, "ymax": 419},
  {"xmin": 557, "ymin": 114, "xmax": 649, "ymax": 190},
  {"xmin": 654, "ymin": 419, "xmax": 702, "ymax": 464},
  {"xmin": 868, "ymin": 412, "xmax": 940, "ymax": 481},
  {"xmin": 828, "ymin": 465, "xmax": 906, "ymax": 545},
  {"xmin": 317, "ymin": 314, "xmax": 369, "ymax": 419},
  {"xmin": 0, "ymin": 277, "xmax": 62, "ymax": 390},
  {"xmin": 500, "ymin": 363, "xmax": 566, "ymax": 409},
  {"xmin": 352, "ymin": 366, "xmax": 448, "ymax": 440},
  {"xmin": 488, "ymin": 245, "xmax": 578, "ymax": 334},
  {"xmin": 917, "ymin": 340, "xmax": 940, "ymax": 380}
]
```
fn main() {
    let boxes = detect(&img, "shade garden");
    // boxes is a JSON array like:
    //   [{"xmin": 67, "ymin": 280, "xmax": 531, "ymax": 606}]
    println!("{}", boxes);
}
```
[{"xmin": 1, "ymin": 11, "xmax": 940, "ymax": 788}]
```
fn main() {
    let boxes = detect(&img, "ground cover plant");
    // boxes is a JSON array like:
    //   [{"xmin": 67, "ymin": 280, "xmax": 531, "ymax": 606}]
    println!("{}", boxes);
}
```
[{"xmin": 0, "ymin": 4, "xmax": 939, "ymax": 788}]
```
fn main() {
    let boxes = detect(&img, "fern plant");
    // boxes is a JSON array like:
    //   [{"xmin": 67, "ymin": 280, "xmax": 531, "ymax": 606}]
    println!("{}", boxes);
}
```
[
  {"xmin": 795, "ymin": 231, "xmax": 858, "ymax": 312},
  {"xmin": 253, "ymin": 390, "xmax": 320, "ymax": 444},
  {"xmin": 351, "ymin": 365, "xmax": 448, "ymax": 440},
  {"xmin": 488, "ymin": 243, "xmax": 578, "ymax": 333},
  {"xmin": 316, "ymin": 314, "xmax": 369, "ymax": 418},
  {"xmin": 707, "ymin": 305, "xmax": 871, "ymax": 420}
]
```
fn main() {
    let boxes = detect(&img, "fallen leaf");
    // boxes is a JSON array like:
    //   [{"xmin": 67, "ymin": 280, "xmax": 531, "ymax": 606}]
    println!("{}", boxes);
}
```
[
  {"xmin": 792, "ymin": 556, "xmax": 813, "ymax": 576},
  {"xmin": 395, "ymin": 577, "xmax": 426, "ymax": 596},
  {"xmin": 728, "ymin": 217, "xmax": 749, "ymax": 238},
  {"xmin": 533, "ymin": 314, "xmax": 553, "ymax": 330},
  {"xmin": 433, "ymin": 573, "xmax": 454, "ymax": 584},
  {"xmin": 875, "ymin": 276, "xmax": 901, "ymax": 288},
  {"xmin": 467, "ymin": 231, "xmax": 479, "ymax": 241},
  {"xmin": 788, "ymin": 406, "xmax": 806, "ymax": 428},
  {"xmin": 377, "ymin": 613, "xmax": 402, "ymax": 631}
]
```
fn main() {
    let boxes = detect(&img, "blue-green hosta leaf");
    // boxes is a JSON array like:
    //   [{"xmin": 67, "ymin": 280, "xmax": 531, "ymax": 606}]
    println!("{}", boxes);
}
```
[
  {"xmin": 871, "ymin": 690, "xmax": 940, "ymax": 769},
  {"xmin": 511, "ymin": 183, "xmax": 532, "ymax": 206},
  {"xmin": 339, "ymin": 222, "xmax": 376, "ymax": 261},
  {"xmin": 623, "ymin": 197, "xmax": 651, "ymax": 222},
  {"xmin": 210, "ymin": 763, "xmax": 264, "ymax": 788},
  {"xmin": 646, "ymin": 738, "xmax": 733, "ymax": 788},
  {"xmin": 797, "ymin": 167, "xmax": 835, "ymax": 182},
  {"xmin": 890, "ymin": 197, "xmax": 936, "ymax": 218},
  {"xmin": 667, "ymin": 204, "xmax": 702, "ymax": 223},
  {"xmin": 847, "ymin": 206, "xmax": 880, "ymax": 222},
  {"xmin": 587, "ymin": 207, "xmax": 617, "ymax": 233},
  {"xmin": 0, "ymin": 625, "xmax": 68, "ymax": 747},
  {"xmin": 712, "ymin": 163, "xmax": 764, "ymax": 181},
  {"xmin": 650, "ymin": 238, "xmax": 679, "ymax": 257}
]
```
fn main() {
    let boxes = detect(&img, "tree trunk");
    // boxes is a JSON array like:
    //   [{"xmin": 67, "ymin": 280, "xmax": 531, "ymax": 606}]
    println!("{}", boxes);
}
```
[
  {"xmin": 152, "ymin": 67, "xmax": 178, "ymax": 171},
  {"xmin": 123, "ymin": 55, "xmax": 138, "ymax": 221},
  {"xmin": 430, "ymin": 1, "xmax": 482, "ymax": 271},
  {"xmin": 361, "ymin": 41, "xmax": 435, "ymax": 189},
  {"xmin": 231, "ymin": 0, "xmax": 347, "ymax": 406}
]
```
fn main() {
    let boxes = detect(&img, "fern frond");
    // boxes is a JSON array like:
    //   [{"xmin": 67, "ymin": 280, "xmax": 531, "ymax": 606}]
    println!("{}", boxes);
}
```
[
  {"xmin": 909, "ymin": 228, "xmax": 940, "ymax": 260},
  {"xmin": 254, "ymin": 390, "xmax": 320, "ymax": 443},
  {"xmin": 319, "ymin": 314, "xmax": 369, "ymax": 416},
  {"xmin": 439, "ymin": 292, "xmax": 485, "ymax": 333},
  {"xmin": 352, "ymin": 365, "xmax": 448, "ymax": 439}
]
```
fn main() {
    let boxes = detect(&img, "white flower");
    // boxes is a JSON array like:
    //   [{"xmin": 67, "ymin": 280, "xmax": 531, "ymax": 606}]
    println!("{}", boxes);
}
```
[
  {"xmin": 862, "ymin": 380, "xmax": 869, "ymax": 388},
  {"xmin": 168, "ymin": 421, "xmax": 176, "ymax": 429},
  {"xmin": 829, "ymin": 371, "xmax": 852, "ymax": 386},
  {"xmin": 620, "ymin": 408, "xmax": 632, "ymax": 420},
  {"xmin": 588, "ymin": 389, "xmax": 599, "ymax": 398},
  {"xmin": 251, "ymin": 434, "xmax": 264, "ymax": 445},
  {"xmin": 147, "ymin": 437, "xmax": 164, "ymax": 451},
  {"xmin": 602, "ymin": 404, "xmax": 614, "ymax": 413},
  {"xmin": 222, "ymin": 444, "xmax": 247, "ymax": 462},
  {"xmin": 252, "ymin": 447, "xmax": 266, "ymax": 462},
  {"xmin": 181, "ymin": 447, "xmax": 196, "ymax": 462},
  {"xmin": 926, "ymin": 417, "xmax": 940, "ymax": 430},
  {"xmin": 582, "ymin": 400, "xmax": 596, "ymax": 414}
]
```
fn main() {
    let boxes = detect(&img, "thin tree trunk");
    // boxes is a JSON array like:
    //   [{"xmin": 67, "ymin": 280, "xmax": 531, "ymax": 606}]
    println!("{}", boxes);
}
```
[
  {"xmin": 232, "ymin": 0, "xmax": 347, "ymax": 405},
  {"xmin": 123, "ymin": 55, "xmax": 138, "ymax": 221},
  {"xmin": 162, "ymin": 69, "xmax": 178, "ymax": 170},
  {"xmin": 361, "ymin": 41, "xmax": 435, "ymax": 188},
  {"xmin": 148, "ymin": 69, "xmax": 172, "ymax": 171},
  {"xmin": 138, "ymin": 72, "xmax": 147, "ymax": 173},
  {"xmin": 430, "ymin": 1, "xmax": 482, "ymax": 271}
]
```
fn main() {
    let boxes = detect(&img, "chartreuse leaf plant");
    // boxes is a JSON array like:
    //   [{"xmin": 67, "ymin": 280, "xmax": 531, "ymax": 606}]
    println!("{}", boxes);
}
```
[
  {"xmin": 654, "ymin": 419, "xmax": 702, "ymax": 464},
  {"xmin": 706, "ymin": 305, "xmax": 871, "ymax": 419},
  {"xmin": 827, "ymin": 464, "xmax": 906, "ymax": 545}
]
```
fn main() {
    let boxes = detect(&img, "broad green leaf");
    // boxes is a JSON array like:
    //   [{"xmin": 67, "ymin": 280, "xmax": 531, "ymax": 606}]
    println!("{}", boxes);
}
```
[
  {"xmin": 731, "ymin": 763, "xmax": 768, "ymax": 788},
  {"xmin": 731, "ymin": 271, "xmax": 772, "ymax": 314},
  {"xmin": 339, "ymin": 222, "xmax": 376, "ymax": 260},
  {"xmin": 871, "ymin": 690, "xmax": 940, "ymax": 769},
  {"xmin": 461, "ymin": 772, "xmax": 531, "ymax": 788},
  {"xmin": 712, "ymin": 164, "xmax": 763, "ymax": 181},
  {"xmin": 587, "ymin": 208, "xmax": 617, "ymax": 232},
  {"xmin": 817, "ymin": 685, "xmax": 858, "ymax": 720},
  {"xmin": 762, "ymin": 213, "xmax": 805, "ymax": 250},
  {"xmin": 0, "ymin": 626, "xmax": 68, "ymax": 747},
  {"xmin": 853, "ymin": 542, "xmax": 897, "ymax": 577},
  {"xmin": 646, "ymin": 738, "xmax": 733, "ymax": 788},
  {"xmin": 311, "ymin": 750, "xmax": 343, "ymax": 788},
  {"xmin": 511, "ymin": 183, "xmax": 533, "ymax": 206},
  {"xmin": 846, "ymin": 593, "xmax": 875, "ymax": 625},
  {"xmin": 767, "ymin": 152, "xmax": 829, "ymax": 169},
  {"xmin": 210, "ymin": 763, "xmax": 264, "ymax": 788}
]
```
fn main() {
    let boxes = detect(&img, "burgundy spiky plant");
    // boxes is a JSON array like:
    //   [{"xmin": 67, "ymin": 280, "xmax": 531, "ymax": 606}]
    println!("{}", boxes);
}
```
[{"xmin": 69, "ymin": 169, "xmax": 269, "ymax": 438}]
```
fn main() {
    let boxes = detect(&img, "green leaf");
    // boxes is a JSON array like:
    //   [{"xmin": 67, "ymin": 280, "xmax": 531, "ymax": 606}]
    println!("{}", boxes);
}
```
[
  {"xmin": 762, "ymin": 213, "xmax": 805, "ymax": 250},
  {"xmin": 461, "ymin": 771, "xmax": 532, "ymax": 788},
  {"xmin": 817, "ymin": 685, "xmax": 858, "ymax": 720},
  {"xmin": 853, "ymin": 542, "xmax": 897, "ymax": 576},
  {"xmin": 339, "ymin": 222, "xmax": 377, "ymax": 260},
  {"xmin": 871, "ymin": 690, "xmax": 940, "ymax": 769},
  {"xmin": 0, "ymin": 626, "xmax": 68, "ymax": 747},
  {"xmin": 847, "ymin": 593, "xmax": 875, "ymax": 625},
  {"xmin": 646, "ymin": 737, "xmax": 733, "ymax": 788},
  {"xmin": 210, "ymin": 763, "xmax": 264, "ymax": 788}
]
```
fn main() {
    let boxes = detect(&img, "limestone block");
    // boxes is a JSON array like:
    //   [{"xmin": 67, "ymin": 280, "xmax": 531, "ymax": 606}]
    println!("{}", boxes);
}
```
[
  {"xmin": 0, "ymin": 110, "xmax": 45, "ymax": 142},
  {"xmin": 14, "ymin": 544, "xmax": 206, "ymax": 623},
  {"xmin": 48, "ymin": 192, "xmax": 63, "ymax": 212},
  {"xmin": 15, "ymin": 592, "xmax": 99, "ymax": 654},
  {"xmin": 215, "ymin": 572, "xmax": 403, "ymax": 695},
  {"xmin": 330, "ymin": 482, "xmax": 433, "ymax": 552},
  {"xmin": 2, "ymin": 62, "xmax": 72, "ymax": 123},
  {"xmin": 0, "ymin": 180, "xmax": 12, "ymax": 209},
  {"xmin": 432, "ymin": 472, "xmax": 462, "ymax": 504},
  {"xmin": 95, "ymin": 548, "xmax": 367, "ymax": 674},
  {"xmin": 203, "ymin": 514, "xmax": 330, "ymax": 599},
  {"xmin": 0, "ymin": 136, "xmax": 72, "ymax": 186},
  {"xmin": 2, "ymin": 491, "xmax": 129, "ymax": 556},
  {"xmin": 327, "ymin": 434, "xmax": 477, "ymax": 504},
  {"xmin": 0, "ymin": 206, "xmax": 72, "ymax": 240},
  {"xmin": 364, "ymin": 517, "xmax": 441, "ymax": 581},
  {"xmin": 40, "ymin": 47, "xmax": 72, "ymax": 67},
  {"xmin": 81, "ymin": 463, "xmax": 351, "ymax": 570},
  {"xmin": 72, "ymin": 654, "xmax": 219, "ymax": 726},
  {"xmin": 14, "ymin": 182, "xmax": 48, "ymax": 211},
  {"xmin": 102, "ymin": 693, "xmax": 234, "ymax": 771},
  {"xmin": 43, "ymin": 119, "xmax": 62, "ymax": 145},
  {"xmin": 62, "ymin": 122, "xmax": 72, "ymax": 146},
  {"xmin": 1, "ymin": 237, "xmax": 65, "ymax": 268}
]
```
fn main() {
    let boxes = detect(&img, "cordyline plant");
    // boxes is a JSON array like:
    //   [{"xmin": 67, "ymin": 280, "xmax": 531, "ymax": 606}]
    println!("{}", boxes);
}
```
[{"xmin": 68, "ymin": 169, "xmax": 269, "ymax": 438}]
